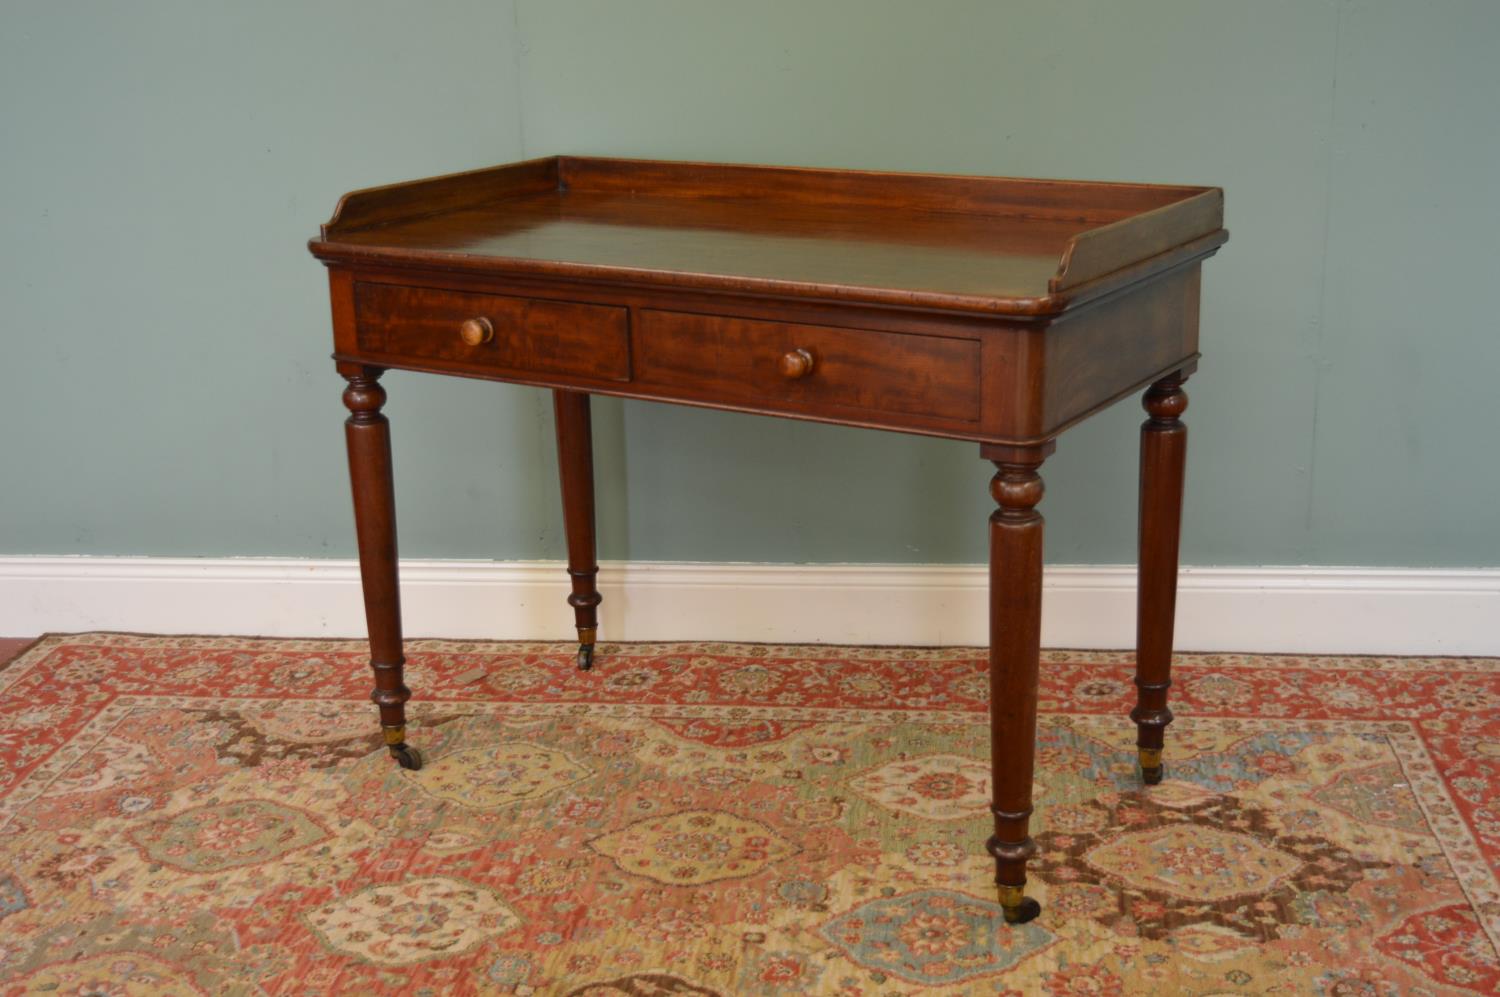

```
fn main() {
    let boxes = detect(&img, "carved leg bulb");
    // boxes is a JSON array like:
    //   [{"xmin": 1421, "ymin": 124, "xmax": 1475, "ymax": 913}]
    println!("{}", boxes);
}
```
[
  {"xmin": 554, "ymin": 390, "xmax": 602, "ymax": 671},
  {"xmin": 342, "ymin": 368, "xmax": 420, "ymax": 770},
  {"xmin": 985, "ymin": 444, "xmax": 1052, "ymax": 925},
  {"xmin": 1133, "ymin": 373, "xmax": 1189, "ymax": 785}
]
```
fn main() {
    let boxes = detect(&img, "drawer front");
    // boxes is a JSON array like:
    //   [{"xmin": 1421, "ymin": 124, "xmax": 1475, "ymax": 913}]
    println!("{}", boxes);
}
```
[
  {"xmin": 354, "ymin": 282, "xmax": 630, "ymax": 382},
  {"xmin": 636, "ymin": 310, "xmax": 981, "ymax": 424}
]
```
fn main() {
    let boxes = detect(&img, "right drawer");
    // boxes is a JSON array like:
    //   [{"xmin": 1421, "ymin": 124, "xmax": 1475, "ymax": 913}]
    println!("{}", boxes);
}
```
[{"xmin": 634, "ymin": 310, "xmax": 981, "ymax": 425}]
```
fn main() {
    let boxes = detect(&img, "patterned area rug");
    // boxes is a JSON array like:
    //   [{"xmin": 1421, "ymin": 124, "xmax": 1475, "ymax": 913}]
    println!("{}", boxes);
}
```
[{"xmin": 1, "ymin": 635, "xmax": 1498, "ymax": 996}]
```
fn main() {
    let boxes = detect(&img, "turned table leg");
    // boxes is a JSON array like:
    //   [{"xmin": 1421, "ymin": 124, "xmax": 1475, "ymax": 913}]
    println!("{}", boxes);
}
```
[
  {"xmin": 342, "ymin": 367, "xmax": 420, "ymax": 770},
  {"xmin": 1133, "ymin": 372, "xmax": 1189, "ymax": 785},
  {"xmin": 984, "ymin": 442, "xmax": 1053, "ymax": 925},
  {"xmin": 554, "ymin": 390, "xmax": 602, "ymax": 671}
]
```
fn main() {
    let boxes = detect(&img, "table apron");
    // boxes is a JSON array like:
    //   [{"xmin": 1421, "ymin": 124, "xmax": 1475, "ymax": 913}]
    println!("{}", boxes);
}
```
[{"xmin": 327, "ymin": 265, "xmax": 1203, "ymax": 446}]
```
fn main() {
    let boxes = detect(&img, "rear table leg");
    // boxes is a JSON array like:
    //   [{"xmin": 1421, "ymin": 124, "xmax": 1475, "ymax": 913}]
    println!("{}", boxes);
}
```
[
  {"xmin": 1133, "ymin": 372, "xmax": 1189, "ymax": 785},
  {"xmin": 554, "ymin": 390, "xmax": 601, "ymax": 671}
]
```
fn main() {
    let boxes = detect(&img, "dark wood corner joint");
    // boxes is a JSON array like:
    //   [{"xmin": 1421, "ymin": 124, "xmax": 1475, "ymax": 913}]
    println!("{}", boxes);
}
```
[{"xmin": 311, "ymin": 156, "xmax": 1226, "ymax": 918}]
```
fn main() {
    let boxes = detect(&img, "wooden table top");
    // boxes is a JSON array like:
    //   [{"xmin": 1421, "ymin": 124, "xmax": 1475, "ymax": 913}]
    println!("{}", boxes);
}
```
[{"xmin": 310, "ymin": 157, "xmax": 1225, "ymax": 317}]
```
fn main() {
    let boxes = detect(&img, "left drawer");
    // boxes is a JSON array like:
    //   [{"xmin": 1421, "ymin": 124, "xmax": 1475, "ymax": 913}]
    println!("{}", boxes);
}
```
[{"xmin": 353, "ymin": 282, "xmax": 631, "ymax": 382}]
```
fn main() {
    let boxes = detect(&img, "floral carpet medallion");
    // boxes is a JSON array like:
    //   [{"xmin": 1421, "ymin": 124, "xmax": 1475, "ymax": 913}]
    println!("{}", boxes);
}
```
[
  {"xmin": 588, "ymin": 809, "xmax": 800, "ymax": 886},
  {"xmin": 1082, "ymin": 824, "xmax": 1303, "ymax": 903},
  {"xmin": 130, "ymin": 798, "xmax": 330, "ymax": 873},
  {"xmin": 0, "ymin": 636, "xmax": 1497, "ymax": 996},
  {"xmin": 850, "ymin": 754, "xmax": 993, "ymax": 822},
  {"xmin": 819, "ymin": 889, "xmax": 1055, "ymax": 985},
  {"xmin": 303, "ymin": 876, "xmax": 522, "ymax": 966},
  {"xmin": 414, "ymin": 741, "xmax": 592, "ymax": 810}
]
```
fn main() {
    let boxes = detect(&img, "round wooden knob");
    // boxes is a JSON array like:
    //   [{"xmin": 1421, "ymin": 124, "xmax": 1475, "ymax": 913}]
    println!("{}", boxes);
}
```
[
  {"xmin": 779, "ymin": 348, "xmax": 815, "ymax": 380},
  {"xmin": 459, "ymin": 316, "xmax": 494, "ymax": 346}
]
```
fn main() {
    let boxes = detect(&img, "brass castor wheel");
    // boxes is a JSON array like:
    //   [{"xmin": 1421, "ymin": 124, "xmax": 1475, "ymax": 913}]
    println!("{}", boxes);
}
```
[
  {"xmin": 577, "ymin": 643, "xmax": 594, "ymax": 672},
  {"xmin": 997, "ymin": 885, "xmax": 1041, "ymax": 925},
  {"xmin": 1003, "ymin": 896, "xmax": 1042, "ymax": 925},
  {"xmin": 390, "ymin": 745, "xmax": 423, "ymax": 771},
  {"xmin": 1139, "ymin": 747, "xmax": 1163, "ymax": 785}
]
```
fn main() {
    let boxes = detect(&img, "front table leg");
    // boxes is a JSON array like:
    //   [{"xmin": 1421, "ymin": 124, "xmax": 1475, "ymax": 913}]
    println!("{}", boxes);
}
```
[
  {"xmin": 1133, "ymin": 372, "xmax": 1189, "ymax": 784},
  {"xmin": 341, "ymin": 367, "xmax": 420, "ymax": 771},
  {"xmin": 553, "ymin": 390, "xmax": 602, "ymax": 671},
  {"xmin": 984, "ymin": 442, "xmax": 1054, "ymax": 925}
]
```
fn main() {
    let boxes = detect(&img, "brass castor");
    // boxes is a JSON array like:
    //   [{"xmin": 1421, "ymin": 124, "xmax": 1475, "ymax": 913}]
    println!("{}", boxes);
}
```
[
  {"xmin": 1004, "ymin": 898, "xmax": 1042, "ymax": 924},
  {"xmin": 383, "ymin": 727, "xmax": 422, "ymax": 770},
  {"xmin": 1139, "ymin": 747, "xmax": 1163, "ymax": 786},
  {"xmin": 577, "ymin": 643, "xmax": 595, "ymax": 671},
  {"xmin": 390, "ymin": 744, "xmax": 423, "ymax": 771},
  {"xmin": 998, "ymin": 885, "xmax": 1041, "ymax": 925}
]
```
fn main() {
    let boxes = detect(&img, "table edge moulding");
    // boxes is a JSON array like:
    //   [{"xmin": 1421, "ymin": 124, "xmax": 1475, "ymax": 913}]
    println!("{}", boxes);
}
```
[{"xmin": 308, "ymin": 155, "xmax": 1228, "ymax": 926}]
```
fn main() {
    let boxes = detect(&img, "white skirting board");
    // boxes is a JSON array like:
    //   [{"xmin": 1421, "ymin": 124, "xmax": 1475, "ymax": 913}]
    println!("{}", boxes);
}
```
[{"xmin": 0, "ymin": 556, "xmax": 1495, "ymax": 655}]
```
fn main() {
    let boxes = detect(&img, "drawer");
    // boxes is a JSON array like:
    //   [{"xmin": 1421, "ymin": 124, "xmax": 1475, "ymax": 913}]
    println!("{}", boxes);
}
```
[
  {"xmin": 353, "ymin": 282, "xmax": 630, "ymax": 382},
  {"xmin": 635, "ymin": 310, "xmax": 981, "ymax": 424}
]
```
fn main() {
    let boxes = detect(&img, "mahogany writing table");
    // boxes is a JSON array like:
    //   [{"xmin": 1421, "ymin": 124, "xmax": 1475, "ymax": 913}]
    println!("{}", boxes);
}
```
[{"xmin": 308, "ymin": 157, "xmax": 1227, "ymax": 924}]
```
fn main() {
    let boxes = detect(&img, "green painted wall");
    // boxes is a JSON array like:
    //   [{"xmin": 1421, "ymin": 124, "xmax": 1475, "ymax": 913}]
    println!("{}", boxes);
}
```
[
  {"xmin": 3, "ymin": 1, "xmax": 1497, "ymax": 567},
  {"xmin": 0, "ymin": 1, "xmax": 540, "ymax": 560}
]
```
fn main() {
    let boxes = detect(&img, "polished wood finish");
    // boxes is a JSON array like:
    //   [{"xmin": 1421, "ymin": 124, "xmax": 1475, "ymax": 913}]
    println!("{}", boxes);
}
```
[
  {"xmin": 341, "ymin": 367, "xmax": 420, "ymax": 770},
  {"xmin": 312, "ymin": 158, "xmax": 1224, "ymax": 447},
  {"xmin": 553, "ymin": 390, "xmax": 601, "ymax": 671},
  {"xmin": 635, "ymin": 310, "xmax": 981, "ymax": 428},
  {"xmin": 314, "ymin": 158, "xmax": 1223, "ymax": 317},
  {"xmin": 986, "ymin": 444, "xmax": 1052, "ymax": 924},
  {"xmin": 354, "ymin": 281, "xmax": 630, "ymax": 382},
  {"xmin": 458, "ymin": 316, "xmax": 493, "ymax": 347},
  {"xmin": 778, "ymin": 348, "xmax": 816, "ymax": 381},
  {"xmin": 1133, "ymin": 373, "xmax": 1190, "ymax": 784},
  {"xmin": 312, "ymin": 157, "xmax": 1227, "ymax": 922}
]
